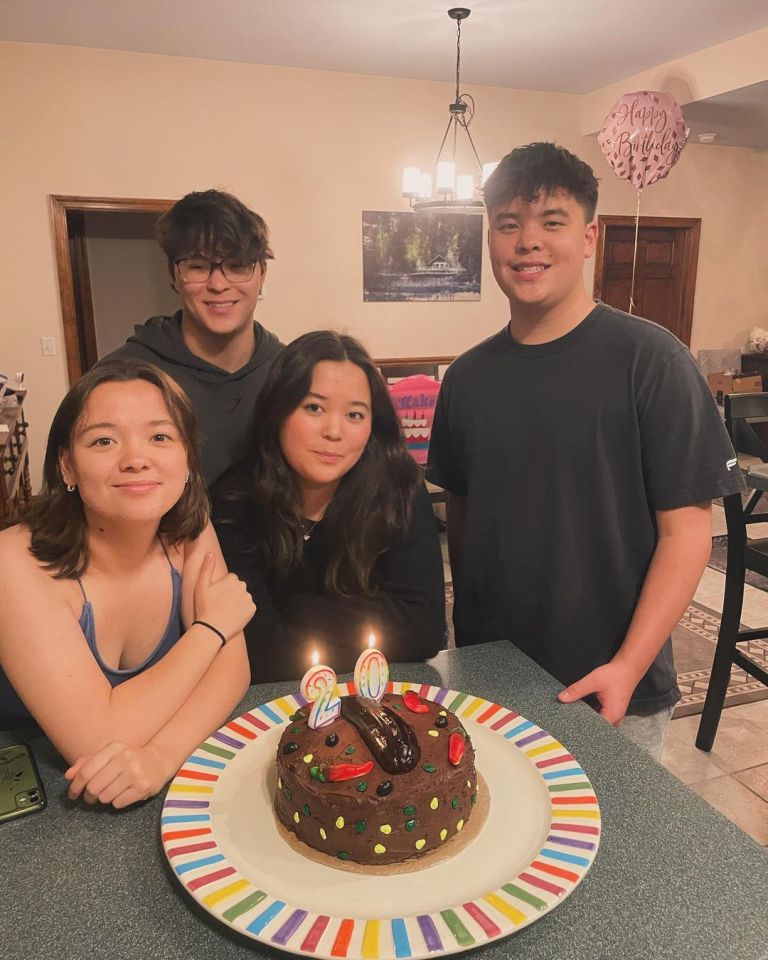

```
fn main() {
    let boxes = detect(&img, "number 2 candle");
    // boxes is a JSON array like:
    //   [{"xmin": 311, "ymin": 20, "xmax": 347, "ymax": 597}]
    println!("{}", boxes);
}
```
[{"xmin": 300, "ymin": 651, "xmax": 341, "ymax": 729}]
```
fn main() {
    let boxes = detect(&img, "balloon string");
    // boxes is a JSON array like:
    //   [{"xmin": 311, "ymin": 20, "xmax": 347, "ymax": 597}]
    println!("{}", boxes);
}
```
[{"xmin": 628, "ymin": 189, "xmax": 642, "ymax": 315}]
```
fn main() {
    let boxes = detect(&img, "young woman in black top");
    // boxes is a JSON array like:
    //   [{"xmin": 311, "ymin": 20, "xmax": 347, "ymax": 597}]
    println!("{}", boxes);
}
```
[{"xmin": 213, "ymin": 331, "xmax": 446, "ymax": 682}]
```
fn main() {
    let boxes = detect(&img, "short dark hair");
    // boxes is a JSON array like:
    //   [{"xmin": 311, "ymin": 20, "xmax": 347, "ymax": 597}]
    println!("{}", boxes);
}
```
[
  {"xmin": 156, "ymin": 189, "xmax": 275, "ymax": 272},
  {"xmin": 20, "ymin": 359, "xmax": 209, "ymax": 579},
  {"xmin": 484, "ymin": 142, "xmax": 599, "ymax": 221},
  {"xmin": 225, "ymin": 331, "xmax": 420, "ymax": 597}
]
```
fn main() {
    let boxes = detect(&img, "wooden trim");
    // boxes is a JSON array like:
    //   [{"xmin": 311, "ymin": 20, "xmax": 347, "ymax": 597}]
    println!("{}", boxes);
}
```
[
  {"xmin": 50, "ymin": 196, "xmax": 81, "ymax": 384},
  {"xmin": 679, "ymin": 220, "xmax": 702, "ymax": 349},
  {"xmin": 49, "ymin": 195, "xmax": 175, "ymax": 383},
  {"xmin": 374, "ymin": 355, "xmax": 455, "ymax": 366},
  {"xmin": 67, "ymin": 211, "xmax": 99, "ymax": 372},
  {"xmin": 593, "ymin": 215, "xmax": 701, "ymax": 347},
  {"xmin": 50, "ymin": 196, "xmax": 175, "ymax": 215}
]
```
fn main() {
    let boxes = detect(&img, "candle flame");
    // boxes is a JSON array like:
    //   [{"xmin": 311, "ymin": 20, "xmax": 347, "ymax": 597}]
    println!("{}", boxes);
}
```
[
  {"xmin": 311, "ymin": 650, "xmax": 319, "ymax": 666},
  {"xmin": 367, "ymin": 632, "xmax": 376, "ymax": 649}
]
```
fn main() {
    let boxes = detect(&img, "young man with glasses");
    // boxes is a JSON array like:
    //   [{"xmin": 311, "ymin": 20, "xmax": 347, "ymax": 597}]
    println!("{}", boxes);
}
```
[{"xmin": 103, "ymin": 190, "xmax": 283, "ymax": 486}]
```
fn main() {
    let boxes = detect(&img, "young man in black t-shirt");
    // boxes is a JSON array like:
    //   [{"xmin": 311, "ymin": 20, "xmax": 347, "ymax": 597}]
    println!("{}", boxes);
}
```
[{"xmin": 427, "ymin": 142, "xmax": 743, "ymax": 757}]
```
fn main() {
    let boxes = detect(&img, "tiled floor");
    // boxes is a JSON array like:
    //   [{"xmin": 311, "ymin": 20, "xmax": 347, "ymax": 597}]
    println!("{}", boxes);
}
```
[{"xmin": 660, "ymin": 501, "xmax": 768, "ymax": 847}]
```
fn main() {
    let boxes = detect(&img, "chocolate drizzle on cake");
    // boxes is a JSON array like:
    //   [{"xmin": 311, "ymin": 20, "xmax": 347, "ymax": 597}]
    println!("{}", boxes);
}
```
[{"xmin": 339, "ymin": 696, "xmax": 421, "ymax": 774}]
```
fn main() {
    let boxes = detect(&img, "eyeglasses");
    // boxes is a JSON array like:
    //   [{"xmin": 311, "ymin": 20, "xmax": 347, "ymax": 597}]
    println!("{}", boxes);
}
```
[{"xmin": 174, "ymin": 257, "xmax": 258, "ymax": 284}]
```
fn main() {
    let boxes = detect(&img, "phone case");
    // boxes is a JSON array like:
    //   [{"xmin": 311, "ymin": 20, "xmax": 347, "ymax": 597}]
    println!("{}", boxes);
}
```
[{"xmin": 0, "ymin": 743, "xmax": 47, "ymax": 823}]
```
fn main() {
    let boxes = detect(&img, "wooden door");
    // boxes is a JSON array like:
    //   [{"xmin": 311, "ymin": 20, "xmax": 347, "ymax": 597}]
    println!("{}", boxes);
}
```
[
  {"xmin": 593, "ymin": 216, "xmax": 701, "ymax": 346},
  {"xmin": 50, "ymin": 196, "xmax": 174, "ymax": 384}
]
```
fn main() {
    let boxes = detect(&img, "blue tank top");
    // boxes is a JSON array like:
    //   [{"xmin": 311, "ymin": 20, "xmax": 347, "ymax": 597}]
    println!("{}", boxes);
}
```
[
  {"xmin": 0, "ymin": 547, "xmax": 184, "ymax": 727},
  {"xmin": 76, "ymin": 548, "xmax": 183, "ymax": 687}
]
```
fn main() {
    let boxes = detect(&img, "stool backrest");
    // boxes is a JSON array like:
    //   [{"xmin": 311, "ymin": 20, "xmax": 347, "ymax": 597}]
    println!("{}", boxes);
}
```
[{"xmin": 724, "ymin": 392, "xmax": 768, "ymax": 462}]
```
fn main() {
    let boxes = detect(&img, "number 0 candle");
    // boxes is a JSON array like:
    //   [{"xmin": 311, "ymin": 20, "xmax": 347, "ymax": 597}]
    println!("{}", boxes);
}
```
[
  {"xmin": 300, "ymin": 651, "xmax": 341, "ymax": 729},
  {"xmin": 354, "ymin": 633, "xmax": 389, "ymax": 701}
]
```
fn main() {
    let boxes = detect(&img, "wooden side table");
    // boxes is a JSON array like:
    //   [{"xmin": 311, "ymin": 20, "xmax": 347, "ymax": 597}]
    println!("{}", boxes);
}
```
[{"xmin": 1, "ymin": 399, "xmax": 32, "ymax": 522}]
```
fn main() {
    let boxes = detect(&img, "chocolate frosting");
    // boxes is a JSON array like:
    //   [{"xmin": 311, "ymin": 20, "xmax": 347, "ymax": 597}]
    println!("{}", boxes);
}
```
[
  {"xmin": 340, "ymin": 696, "xmax": 421, "ymax": 774},
  {"xmin": 274, "ymin": 692, "xmax": 477, "ymax": 865}
]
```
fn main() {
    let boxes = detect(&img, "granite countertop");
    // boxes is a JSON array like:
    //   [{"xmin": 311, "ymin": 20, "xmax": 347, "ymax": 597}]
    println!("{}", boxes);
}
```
[{"xmin": 1, "ymin": 641, "xmax": 767, "ymax": 960}]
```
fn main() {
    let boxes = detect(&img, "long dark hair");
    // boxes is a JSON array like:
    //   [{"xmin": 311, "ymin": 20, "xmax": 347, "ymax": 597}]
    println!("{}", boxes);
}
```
[
  {"xmin": 237, "ymin": 331, "xmax": 420, "ymax": 596},
  {"xmin": 20, "ymin": 359, "xmax": 209, "ymax": 579}
]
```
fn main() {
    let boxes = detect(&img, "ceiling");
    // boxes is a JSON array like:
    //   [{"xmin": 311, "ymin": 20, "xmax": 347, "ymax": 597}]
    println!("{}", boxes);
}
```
[
  {"xmin": 2, "ymin": 0, "xmax": 767, "ymax": 146},
  {"xmin": 684, "ymin": 81, "xmax": 768, "ymax": 150}
]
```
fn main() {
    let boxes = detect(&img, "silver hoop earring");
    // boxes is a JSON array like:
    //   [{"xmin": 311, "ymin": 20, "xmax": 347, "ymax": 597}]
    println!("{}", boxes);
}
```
[{"xmin": 66, "ymin": 483, "xmax": 76, "ymax": 493}]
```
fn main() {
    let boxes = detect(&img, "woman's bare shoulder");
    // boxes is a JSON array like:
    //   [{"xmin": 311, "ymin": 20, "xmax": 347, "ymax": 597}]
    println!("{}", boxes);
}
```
[
  {"xmin": 0, "ymin": 523, "xmax": 35, "ymax": 564},
  {"xmin": 0, "ymin": 525, "xmax": 65, "ymax": 585},
  {"xmin": 0, "ymin": 525, "xmax": 79, "ymax": 615},
  {"xmin": 165, "ymin": 522, "xmax": 219, "ymax": 575}
]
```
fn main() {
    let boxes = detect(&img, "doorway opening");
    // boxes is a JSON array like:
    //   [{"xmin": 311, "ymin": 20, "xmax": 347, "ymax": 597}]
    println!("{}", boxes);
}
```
[
  {"xmin": 593, "ymin": 216, "xmax": 701, "ymax": 346},
  {"xmin": 50, "ymin": 196, "xmax": 175, "ymax": 384}
]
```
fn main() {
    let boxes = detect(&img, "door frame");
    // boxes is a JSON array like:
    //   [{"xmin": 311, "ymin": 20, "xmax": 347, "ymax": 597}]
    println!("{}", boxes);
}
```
[
  {"xmin": 592, "ymin": 215, "xmax": 701, "ymax": 346},
  {"xmin": 50, "ymin": 195, "xmax": 175, "ymax": 384}
]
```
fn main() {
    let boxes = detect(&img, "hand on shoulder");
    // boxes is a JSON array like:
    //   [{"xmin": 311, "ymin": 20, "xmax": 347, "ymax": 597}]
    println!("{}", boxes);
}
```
[{"xmin": 193, "ymin": 551, "xmax": 256, "ymax": 642}]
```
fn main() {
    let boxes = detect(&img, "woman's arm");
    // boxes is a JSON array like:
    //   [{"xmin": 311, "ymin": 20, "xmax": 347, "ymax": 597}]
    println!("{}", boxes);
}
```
[
  {"xmin": 0, "ymin": 523, "xmax": 253, "ymax": 764},
  {"xmin": 64, "ymin": 635, "xmax": 249, "ymax": 806},
  {"xmin": 63, "ymin": 525, "xmax": 252, "ymax": 807}
]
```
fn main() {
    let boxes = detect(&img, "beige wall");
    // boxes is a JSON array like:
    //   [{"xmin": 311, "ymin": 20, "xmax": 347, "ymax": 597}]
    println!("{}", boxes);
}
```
[{"xmin": 1, "ymin": 39, "xmax": 766, "ymax": 484}]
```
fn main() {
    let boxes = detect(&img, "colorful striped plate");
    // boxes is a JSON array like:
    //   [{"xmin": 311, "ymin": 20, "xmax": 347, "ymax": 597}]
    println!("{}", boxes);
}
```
[{"xmin": 162, "ymin": 681, "xmax": 600, "ymax": 958}]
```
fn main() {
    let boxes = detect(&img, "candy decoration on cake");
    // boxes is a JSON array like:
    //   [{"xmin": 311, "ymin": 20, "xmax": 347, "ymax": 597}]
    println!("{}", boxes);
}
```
[
  {"xmin": 309, "ymin": 760, "xmax": 374, "ymax": 783},
  {"xmin": 300, "ymin": 653, "xmax": 340, "ymax": 729},
  {"xmin": 403, "ymin": 690, "xmax": 429, "ymax": 713},
  {"xmin": 448, "ymin": 730, "xmax": 465, "ymax": 765},
  {"xmin": 339, "ymin": 695, "xmax": 421, "ymax": 774}
]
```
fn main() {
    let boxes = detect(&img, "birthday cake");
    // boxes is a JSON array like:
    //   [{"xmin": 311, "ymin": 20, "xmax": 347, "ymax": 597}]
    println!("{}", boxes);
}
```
[{"xmin": 274, "ymin": 690, "xmax": 477, "ymax": 866}]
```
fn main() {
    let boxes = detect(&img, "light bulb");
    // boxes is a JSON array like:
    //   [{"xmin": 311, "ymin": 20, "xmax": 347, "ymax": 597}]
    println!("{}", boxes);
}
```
[
  {"xmin": 436, "ymin": 161, "xmax": 456, "ymax": 194},
  {"xmin": 402, "ymin": 167, "xmax": 421, "ymax": 198}
]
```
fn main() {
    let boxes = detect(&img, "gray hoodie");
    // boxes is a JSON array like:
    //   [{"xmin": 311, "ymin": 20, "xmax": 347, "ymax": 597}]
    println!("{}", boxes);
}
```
[{"xmin": 101, "ymin": 311, "xmax": 283, "ymax": 485}]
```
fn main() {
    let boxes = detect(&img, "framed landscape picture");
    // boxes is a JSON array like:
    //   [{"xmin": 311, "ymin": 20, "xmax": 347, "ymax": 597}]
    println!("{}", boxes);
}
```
[{"xmin": 362, "ymin": 211, "xmax": 482, "ymax": 302}]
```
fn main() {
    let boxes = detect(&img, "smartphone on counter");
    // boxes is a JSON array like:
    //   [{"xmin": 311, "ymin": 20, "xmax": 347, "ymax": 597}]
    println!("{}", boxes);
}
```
[{"xmin": 0, "ymin": 743, "xmax": 47, "ymax": 823}]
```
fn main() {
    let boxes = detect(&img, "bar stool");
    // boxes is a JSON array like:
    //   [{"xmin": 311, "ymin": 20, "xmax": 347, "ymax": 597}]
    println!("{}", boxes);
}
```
[{"xmin": 696, "ymin": 410, "xmax": 768, "ymax": 751}]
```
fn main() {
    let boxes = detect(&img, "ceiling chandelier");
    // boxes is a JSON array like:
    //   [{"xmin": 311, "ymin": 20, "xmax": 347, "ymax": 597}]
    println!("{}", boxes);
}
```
[{"xmin": 402, "ymin": 7, "xmax": 497, "ymax": 213}]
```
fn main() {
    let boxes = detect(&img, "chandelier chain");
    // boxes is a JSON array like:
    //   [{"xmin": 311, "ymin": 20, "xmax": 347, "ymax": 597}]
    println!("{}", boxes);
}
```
[
  {"xmin": 455, "ymin": 16, "xmax": 462, "ymax": 103},
  {"xmin": 402, "ymin": 7, "xmax": 493, "ymax": 210}
]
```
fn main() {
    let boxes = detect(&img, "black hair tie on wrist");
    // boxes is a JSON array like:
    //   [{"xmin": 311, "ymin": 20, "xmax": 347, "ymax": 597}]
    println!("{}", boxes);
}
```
[{"xmin": 192, "ymin": 619, "xmax": 226, "ymax": 646}]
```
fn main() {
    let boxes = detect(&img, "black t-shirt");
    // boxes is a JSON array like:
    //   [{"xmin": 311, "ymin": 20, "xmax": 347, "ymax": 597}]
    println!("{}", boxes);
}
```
[
  {"xmin": 426, "ymin": 303, "xmax": 744, "ymax": 714},
  {"xmin": 214, "ymin": 485, "xmax": 446, "ymax": 684}
]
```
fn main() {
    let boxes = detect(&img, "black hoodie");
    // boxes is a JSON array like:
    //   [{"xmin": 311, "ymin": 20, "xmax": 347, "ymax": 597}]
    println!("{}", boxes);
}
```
[{"xmin": 101, "ymin": 311, "xmax": 283, "ymax": 486}]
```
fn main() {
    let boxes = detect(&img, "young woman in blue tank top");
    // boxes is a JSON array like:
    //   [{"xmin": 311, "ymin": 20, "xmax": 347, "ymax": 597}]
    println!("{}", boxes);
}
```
[{"xmin": 0, "ymin": 360, "xmax": 254, "ymax": 808}]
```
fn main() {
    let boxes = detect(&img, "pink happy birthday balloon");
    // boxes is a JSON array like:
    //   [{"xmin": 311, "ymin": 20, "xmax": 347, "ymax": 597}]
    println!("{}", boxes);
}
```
[{"xmin": 598, "ymin": 90, "xmax": 690, "ymax": 191}]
